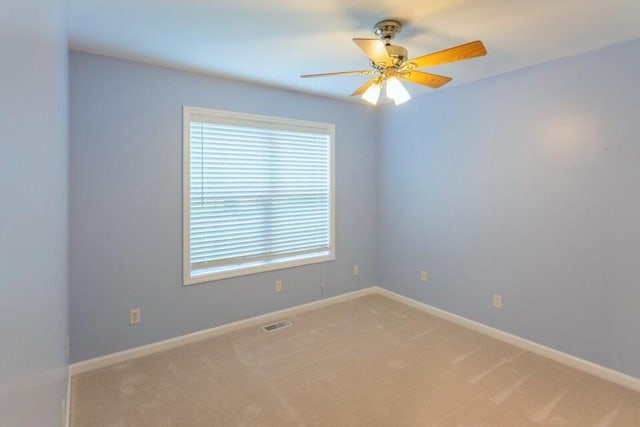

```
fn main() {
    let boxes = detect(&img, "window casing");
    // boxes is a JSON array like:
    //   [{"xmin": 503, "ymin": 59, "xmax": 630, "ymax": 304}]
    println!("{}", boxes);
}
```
[{"xmin": 183, "ymin": 107, "xmax": 335, "ymax": 285}]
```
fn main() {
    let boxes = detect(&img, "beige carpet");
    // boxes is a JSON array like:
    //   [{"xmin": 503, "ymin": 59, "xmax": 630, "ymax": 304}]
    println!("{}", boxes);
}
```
[{"xmin": 71, "ymin": 294, "xmax": 640, "ymax": 426}]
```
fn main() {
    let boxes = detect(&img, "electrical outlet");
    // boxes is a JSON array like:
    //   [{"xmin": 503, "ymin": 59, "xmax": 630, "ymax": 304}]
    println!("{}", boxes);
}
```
[
  {"xmin": 353, "ymin": 265, "xmax": 359, "ymax": 276},
  {"xmin": 275, "ymin": 280, "xmax": 283, "ymax": 293},
  {"xmin": 420, "ymin": 271, "xmax": 428, "ymax": 283},
  {"xmin": 320, "ymin": 283, "xmax": 326, "ymax": 292},
  {"xmin": 493, "ymin": 294, "xmax": 502, "ymax": 309},
  {"xmin": 129, "ymin": 308, "xmax": 141, "ymax": 324}
]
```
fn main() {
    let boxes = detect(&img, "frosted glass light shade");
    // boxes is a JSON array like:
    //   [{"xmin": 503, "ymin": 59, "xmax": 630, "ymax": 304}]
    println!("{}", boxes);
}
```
[
  {"xmin": 385, "ymin": 76, "xmax": 411, "ymax": 105},
  {"xmin": 361, "ymin": 83, "xmax": 381, "ymax": 105}
]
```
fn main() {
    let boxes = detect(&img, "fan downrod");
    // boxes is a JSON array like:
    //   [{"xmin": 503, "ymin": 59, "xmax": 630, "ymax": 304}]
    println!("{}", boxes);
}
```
[{"xmin": 373, "ymin": 19, "xmax": 402, "ymax": 45}]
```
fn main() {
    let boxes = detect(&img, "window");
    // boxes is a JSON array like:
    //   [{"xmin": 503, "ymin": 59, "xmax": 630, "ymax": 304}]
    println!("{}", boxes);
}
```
[{"xmin": 183, "ymin": 107, "xmax": 335, "ymax": 285}]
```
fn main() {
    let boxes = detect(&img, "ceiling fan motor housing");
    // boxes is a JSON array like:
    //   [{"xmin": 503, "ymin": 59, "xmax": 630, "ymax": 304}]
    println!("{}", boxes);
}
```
[
  {"xmin": 374, "ymin": 20, "xmax": 406, "ymax": 65},
  {"xmin": 385, "ymin": 44, "xmax": 408, "ymax": 65}
]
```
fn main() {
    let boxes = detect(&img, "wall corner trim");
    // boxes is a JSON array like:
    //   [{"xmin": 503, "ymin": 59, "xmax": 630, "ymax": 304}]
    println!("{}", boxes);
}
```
[
  {"xmin": 65, "ymin": 365, "xmax": 71, "ymax": 427},
  {"xmin": 373, "ymin": 286, "xmax": 640, "ymax": 393}
]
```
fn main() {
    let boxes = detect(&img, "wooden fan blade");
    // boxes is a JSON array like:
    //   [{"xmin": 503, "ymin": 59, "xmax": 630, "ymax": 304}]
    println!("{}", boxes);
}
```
[
  {"xmin": 407, "ymin": 41, "xmax": 487, "ymax": 69},
  {"xmin": 353, "ymin": 38, "xmax": 392, "ymax": 66},
  {"xmin": 351, "ymin": 77, "xmax": 379, "ymax": 97},
  {"xmin": 400, "ymin": 71, "xmax": 452, "ymax": 89},
  {"xmin": 301, "ymin": 70, "xmax": 374, "ymax": 78}
]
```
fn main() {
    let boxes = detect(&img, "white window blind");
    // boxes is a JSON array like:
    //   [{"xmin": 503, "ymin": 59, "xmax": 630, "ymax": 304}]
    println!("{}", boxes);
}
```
[{"xmin": 183, "ymin": 107, "xmax": 335, "ymax": 284}]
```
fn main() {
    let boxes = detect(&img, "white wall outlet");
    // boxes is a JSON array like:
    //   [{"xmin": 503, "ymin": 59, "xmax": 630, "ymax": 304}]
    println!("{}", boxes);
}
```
[
  {"xmin": 420, "ymin": 271, "xmax": 428, "ymax": 282},
  {"xmin": 274, "ymin": 280, "xmax": 283, "ymax": 293},
  {"xmin": 320, "ymin": 283, "xmax": 326, "ymax": 292},
  {"xmin": 353, "ymin": 265, "xmax": 359, "ymax": 276},
  {"xmin": 129, "ymin": 308, "xmax": 141, "ymax": 324},
  {"xmin": 493, "ymin": 294, "xmax": 503, "ymax": 309}
]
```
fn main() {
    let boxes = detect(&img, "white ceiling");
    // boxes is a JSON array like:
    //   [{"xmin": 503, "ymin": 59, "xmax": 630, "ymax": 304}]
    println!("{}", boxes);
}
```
[{"xmin": 67, "ymin": 0, "xmax": 640, "ymax": 101}]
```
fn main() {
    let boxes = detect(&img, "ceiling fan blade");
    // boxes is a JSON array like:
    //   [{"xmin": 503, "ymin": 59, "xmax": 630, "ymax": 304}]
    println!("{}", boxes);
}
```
[
  {"xmin": 400, "ymin": 71, "xmax": 453, "ymax": 89},
  {"xmin": 301, "ymin": 70, "xmax": 375, "ymax": 78},
  {"xmin": 351, "ymin": 77, "xmax": 380, "ymax": 97},
  {"xmin": 407, "ymin": 40, "xmax": 487, "ymax": 69},
  {"xmin": 353, "ymin": 38, "xmax": 392, "ymax": 66}
]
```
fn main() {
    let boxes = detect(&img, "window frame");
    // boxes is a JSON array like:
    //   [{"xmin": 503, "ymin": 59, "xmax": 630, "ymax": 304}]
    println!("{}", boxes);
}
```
[{"xmin": 182, "ymin": 106, "xmax": 335, "ymax": 285}]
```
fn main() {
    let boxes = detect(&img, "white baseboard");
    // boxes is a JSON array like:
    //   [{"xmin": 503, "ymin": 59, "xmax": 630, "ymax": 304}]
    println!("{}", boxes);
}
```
[
  {"xmin": 374, "ymin": 286, "xmax": 640, "ymax": 393},
  {"xmin": 70, "ymin": 287, "xmax": 377, "ymax": 375},
  {"xmin": 69, "ymin": 285, "xmax": 640, "ymax": 394}
]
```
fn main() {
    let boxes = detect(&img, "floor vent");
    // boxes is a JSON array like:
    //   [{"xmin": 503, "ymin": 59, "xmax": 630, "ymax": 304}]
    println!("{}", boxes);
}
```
[{"xmin": 262, "ymin": 320, "xmax": 292, "ymax": 332}]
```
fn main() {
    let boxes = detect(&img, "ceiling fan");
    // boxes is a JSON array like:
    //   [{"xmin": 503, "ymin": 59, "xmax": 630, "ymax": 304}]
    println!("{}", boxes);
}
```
[{"xmin": 301, "ymin": 19, "xmax": 487, "ymax": 105}]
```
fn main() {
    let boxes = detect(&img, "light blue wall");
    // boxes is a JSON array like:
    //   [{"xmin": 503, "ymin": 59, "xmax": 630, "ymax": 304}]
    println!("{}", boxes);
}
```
[
  {"xmin": 0, "ymin": 0, "xmax": 69, "ymax": 425},
  {"xmin": 378, "ymin": 38, "xmax": 640, "ymax": 378},
  {"xmin": 70, "ymin": 39, "xmax": 640, "ymax": 379},
  {"xmin": 68, "ymin": 52, "xmax": 378, "ymax": 362}
]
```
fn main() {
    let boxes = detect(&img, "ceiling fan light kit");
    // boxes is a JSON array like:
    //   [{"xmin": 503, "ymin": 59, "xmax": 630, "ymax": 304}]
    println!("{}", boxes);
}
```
[{"xmin": 301, "ymin": 19, "xmax": 487, "ymax": 106}]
